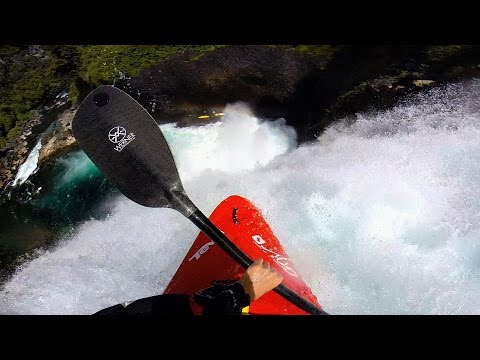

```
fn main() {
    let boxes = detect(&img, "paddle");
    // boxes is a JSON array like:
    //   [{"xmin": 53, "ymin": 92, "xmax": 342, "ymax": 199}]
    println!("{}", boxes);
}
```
[{"xmin": 72, "ymin": 85, "xmax": 326, "ymax": 315}]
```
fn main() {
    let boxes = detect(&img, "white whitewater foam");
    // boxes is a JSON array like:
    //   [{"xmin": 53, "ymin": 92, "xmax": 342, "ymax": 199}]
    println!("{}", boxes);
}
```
[
  {"xmin": 2, "ymin": 81, "xmax": 480, "ymax": 314},
  {"xmin": 11, "ymin": 139, "xmax": 42, "ymax": 187}
]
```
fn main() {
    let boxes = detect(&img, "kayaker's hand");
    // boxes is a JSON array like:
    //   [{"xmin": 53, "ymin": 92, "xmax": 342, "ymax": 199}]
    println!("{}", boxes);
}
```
[{"xmin": 239, "ymin": 258, "xmax": 283, "ymax": 301}]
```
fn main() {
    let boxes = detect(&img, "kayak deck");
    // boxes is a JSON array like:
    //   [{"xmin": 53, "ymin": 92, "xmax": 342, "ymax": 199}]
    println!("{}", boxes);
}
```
[{"xmin": 164, "ymin": 195, "xmax": 322, "ymax": 315}]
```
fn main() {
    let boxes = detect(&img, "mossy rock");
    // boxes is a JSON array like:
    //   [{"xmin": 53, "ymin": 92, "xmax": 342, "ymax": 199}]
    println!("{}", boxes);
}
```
[{"xmin": 77, "ymin": 45, "xmax": 222, "ymax": 86}]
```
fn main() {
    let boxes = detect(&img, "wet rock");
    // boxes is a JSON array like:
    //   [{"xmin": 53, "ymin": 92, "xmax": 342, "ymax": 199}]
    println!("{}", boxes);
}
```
[
  {"xmin": 413, "ymin": 79, "xmax": 436, "ymax": 87},
  {"xmin": 38, "ymin": 109, "xmax": 77, "ymax": 164}
]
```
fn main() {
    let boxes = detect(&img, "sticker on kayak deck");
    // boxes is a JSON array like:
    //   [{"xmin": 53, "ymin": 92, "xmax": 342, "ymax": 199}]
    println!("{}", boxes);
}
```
[
  {"xmin": 189, "ymin": 241, "xmax": 215, "ymax": 261},
  {"xmin": 252, "ymin": 235, "xmax": 298, "ymax": 277},
  {"xmin": 108, "ymin": 126, "xmax": 136, "ymax": 152}
]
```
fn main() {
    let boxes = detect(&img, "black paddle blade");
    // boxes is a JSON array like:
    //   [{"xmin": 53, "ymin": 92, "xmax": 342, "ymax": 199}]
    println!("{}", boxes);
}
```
[{"xmin": 72, "ymin": 85, "xmax": 197, "ymax": 216}]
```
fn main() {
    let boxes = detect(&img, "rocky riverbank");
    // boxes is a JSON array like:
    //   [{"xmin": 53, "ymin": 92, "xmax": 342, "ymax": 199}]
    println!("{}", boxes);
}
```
[
  {"xmin": 0, "ymin": 96, "xmax": 71, "ymax": 192},
  {"xmin": 38, "ymin": 108, "xmax": 76, "ymax": 164},
  {"xmin": 2, "ymin": 45, "xmax": 480, "ymax": 195}
]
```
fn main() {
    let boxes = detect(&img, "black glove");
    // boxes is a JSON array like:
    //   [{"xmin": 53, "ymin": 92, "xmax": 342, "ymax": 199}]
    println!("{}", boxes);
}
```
[{"xmin": 194, "ymin": 281, "xmax": 250, "ymax": 315}]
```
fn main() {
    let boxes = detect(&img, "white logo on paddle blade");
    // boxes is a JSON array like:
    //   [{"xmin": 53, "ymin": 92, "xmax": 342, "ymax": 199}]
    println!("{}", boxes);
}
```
[
  {"xmin": 108, "ymin": 126, "xmax": 127, "ymax": 143},
  {"xmin": 108, "ymin": 126, "xmax": 136, "ymax": 152}
]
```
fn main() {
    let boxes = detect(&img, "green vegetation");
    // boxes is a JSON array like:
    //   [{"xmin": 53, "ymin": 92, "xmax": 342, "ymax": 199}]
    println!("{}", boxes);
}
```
[
  {"xmin": 68, "ymin": 80, "xmax": 80, "ymax": 106},
  {"xmin": 426, "ymin": 45, "xmax": 466, "ymax": 63},
  {"xmin": 0, "ymin": 46, "xmax": 71, "ymax": 149},
  {"xmin": 0, "ymin": 45, "xmax": 220, "ymax": 149},
  {"xmin": 78, "ymin": 45, "xmax": 221, "ymax": 86},
  {"xmin": 189, "ymin": 45, "xmax": 225, "ymax": 62},
  {"xmin": 294, "ymin": 45, "xmax": 335, "ymax": 57},
  {"xmin": 295, "ymin": 45, "xmax": 336, "ymax": 68},
  {"xmin": 273, "ymin": 45, "xmax": 336, "ymax": 70},
  {"xmin": 275, "ymin": 45, "xmax": 337, "ymax": 68}
]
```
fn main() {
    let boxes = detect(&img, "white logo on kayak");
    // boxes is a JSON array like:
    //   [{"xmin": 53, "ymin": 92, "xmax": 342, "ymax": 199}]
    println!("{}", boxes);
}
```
[
  {"xmin": 108, "ymin": 126, "xmax": 135, "ymax": 152},
  {"xmin": 189, "ymin": 241, "xmax": 215, "ymax": 261},
  {"xmin": 252, "ymin": 235, "xmax": 298, "ymax": 277}
]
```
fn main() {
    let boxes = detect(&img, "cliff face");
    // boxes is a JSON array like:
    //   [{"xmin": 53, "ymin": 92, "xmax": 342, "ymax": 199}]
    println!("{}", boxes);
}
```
[
  {"xmin": 2, "ymin": 45, "xmax": 480, "ymax": 194},
  {"xmin": 125, "ymin": 45, "xmax": 326, "ymax": 121},
  {"xmin": 112, "ymin": 45, "xmax": 480, "ymax": 140}
]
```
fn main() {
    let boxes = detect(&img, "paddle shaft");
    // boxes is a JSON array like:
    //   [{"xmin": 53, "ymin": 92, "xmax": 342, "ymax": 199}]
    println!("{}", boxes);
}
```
[{"xmin": 189, "ymin": 210, "xmax": 327, "ymax": 315}]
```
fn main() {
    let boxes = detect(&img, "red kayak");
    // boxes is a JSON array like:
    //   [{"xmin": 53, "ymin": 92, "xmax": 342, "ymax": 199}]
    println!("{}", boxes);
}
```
[{"xmin": 164, "ymin": 195, "xmax": 322, "ymax": 315}]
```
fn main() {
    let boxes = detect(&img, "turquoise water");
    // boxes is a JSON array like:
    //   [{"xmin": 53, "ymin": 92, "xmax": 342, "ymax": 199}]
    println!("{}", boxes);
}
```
[{"xmin": 0, "ymin": 149, "xmax": 117, "ymax": 279}]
